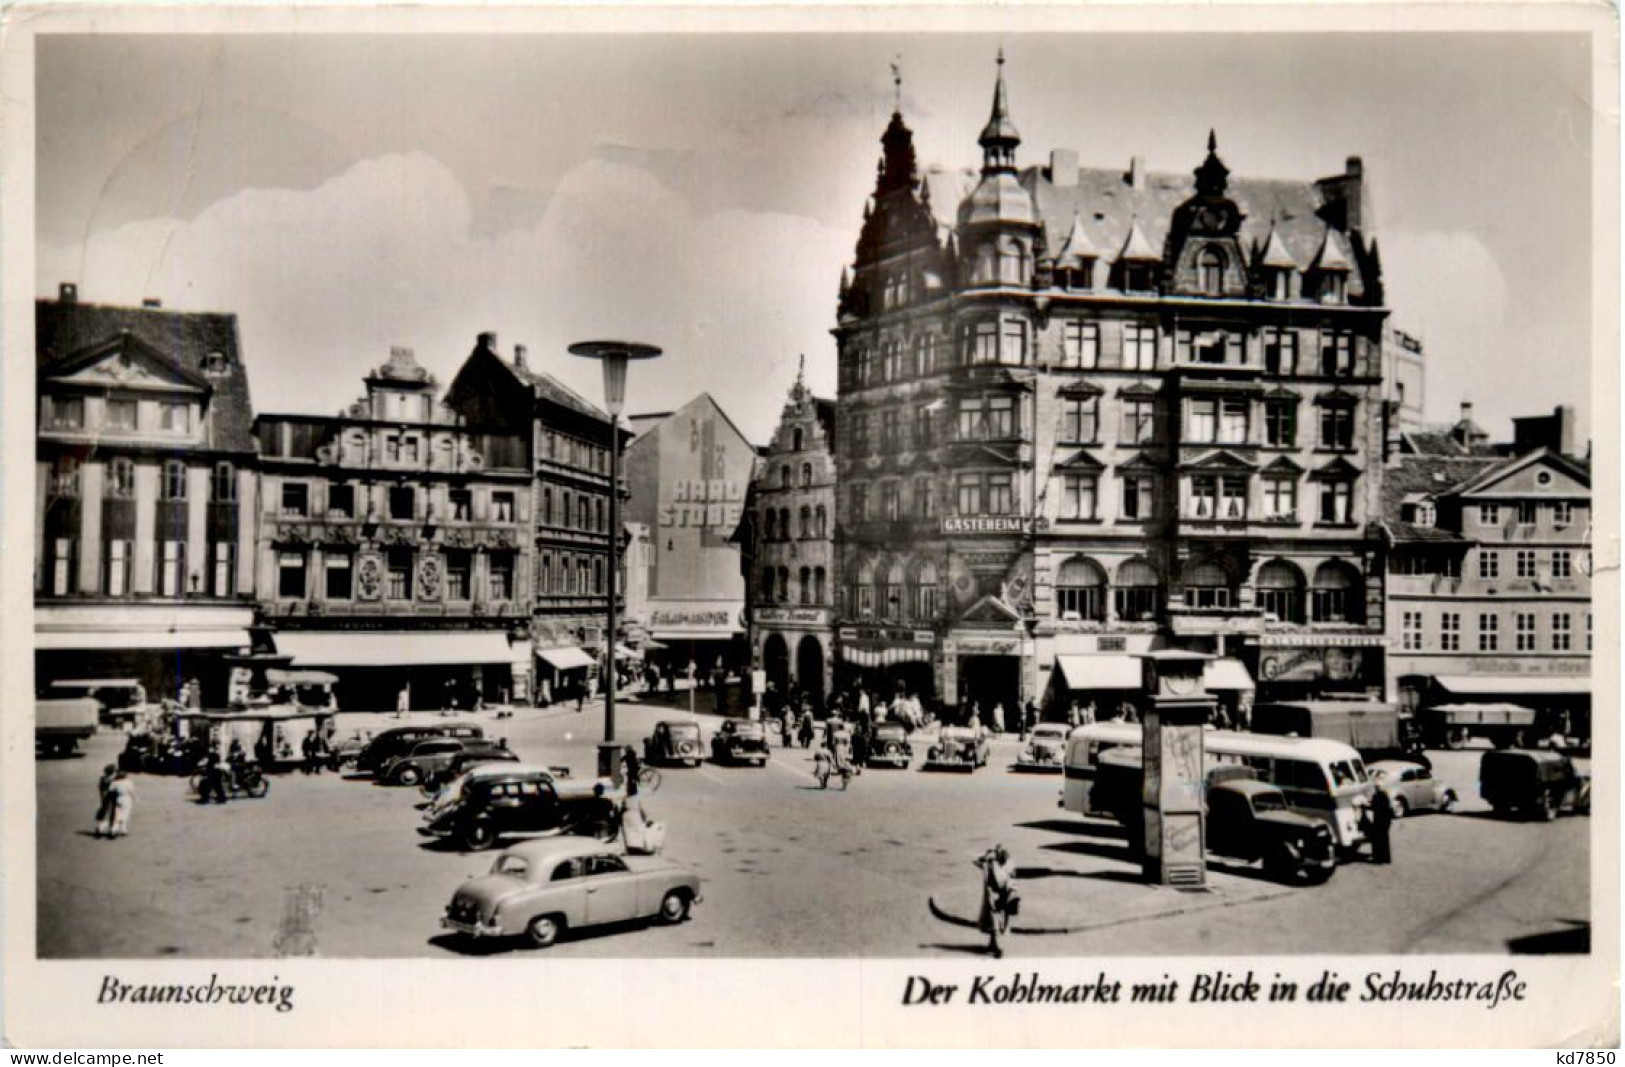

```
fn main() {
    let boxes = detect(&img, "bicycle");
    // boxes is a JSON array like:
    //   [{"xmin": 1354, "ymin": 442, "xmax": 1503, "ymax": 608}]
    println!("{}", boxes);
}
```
[{"xmin": 635, "ymin": 765, "xmax": 663, "ymax": 793}]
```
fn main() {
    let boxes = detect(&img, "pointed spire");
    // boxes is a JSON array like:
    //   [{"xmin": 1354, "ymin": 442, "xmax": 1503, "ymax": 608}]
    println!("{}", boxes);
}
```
[
  {"xmin": 978, "ymin": 48, "xmax": 1020, "ymax": 173},
  {"xmin": 1194, "ymin": 128, "xmax": 1230, "ymax": 197},
  {"xmin": 1257, "ymin": 220, "xmax": 1297, "ymax": 270},
  {"xmin": 891, "ymin": 56, "xmax": 903, "ymax": 112},
  {"xmin": 1117, "ymin": 216, "xmax": 1160, "ymax": 262},
  {"xmin": 1056, "ymin": 209, "xmax": 1100, "ymax": 268}
]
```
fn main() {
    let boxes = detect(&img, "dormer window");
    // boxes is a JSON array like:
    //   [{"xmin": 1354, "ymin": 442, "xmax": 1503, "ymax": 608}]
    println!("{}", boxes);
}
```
[
  {"xmin": 1269, "ymin": 269, "xmax": 1292, "ymax": 301},
  {"xmin": 47, "ymin": 396, "xmax": 84, "ymax": 429},
  {"xmin": 1122, "ymin": 263, "xmax": 1157, "ymax": 293},
  {"xmin": 1320, "ymin": 271, "xmax": 1348, "ymax": 305},
  {"xmin": 1415, "ymin": 502, "xmax": 1435, "ymax": 527},
  {"xmin": 201, "ymin": 350, "xmax": 229, "ymax": 375}
]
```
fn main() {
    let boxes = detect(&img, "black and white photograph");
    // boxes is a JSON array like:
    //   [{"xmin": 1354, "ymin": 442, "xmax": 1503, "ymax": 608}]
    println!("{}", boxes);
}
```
[{"xmin": 2, "ymin": 3, "xmax": 1617, "ymax": 1049}]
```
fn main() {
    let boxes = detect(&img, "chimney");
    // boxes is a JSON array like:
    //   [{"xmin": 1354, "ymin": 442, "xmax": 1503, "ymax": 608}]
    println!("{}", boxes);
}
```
[
  {"xmin": 1128, "ymin": 156, "xmax": 1146, "ymax": 191},
  {"xmin": 142, "ymin": 298, "xmax": 162, "ymax": 309},
  {"xmin": 1049, "ymin": 149, "xmax": 1078, "ymax": 187},
  {"xmin": 514, "ymin": 344, "xmax": 528, "ymax": 370},
  {"xmin": 477, "ymin": 331, "xmax": 498, "ymax": 353},
  {"xmin": 1459, "ymin": 400, "xmax": 1473, "ymax": 424},
  {"xmin": 58, "ymin": 282, "xmax": 77, "ymax": 303},
  {"xmin": 1557, "ymin": 404, "xmax": 1578, "ymax": 459}
]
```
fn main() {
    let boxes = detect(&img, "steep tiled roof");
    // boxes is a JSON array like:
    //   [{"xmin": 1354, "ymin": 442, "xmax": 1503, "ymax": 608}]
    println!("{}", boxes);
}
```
[
  {"xmin": 1379, "ymin": 454, "xmax": 1500, "ymax": 544},
  {"xmin": 508, "ymin": 361, "xmax": 610, "ymax": 422},
  {"xmin": 922, "ymin": 160, "xmax": 1366, "ymax": 292},
  {"xmin": 36, "ymin": 297, "xmax": 257, "ymax": 454},
  {"xmin": 1402, "ymin": 430, "xmax": 1500, "ymax": 458}
]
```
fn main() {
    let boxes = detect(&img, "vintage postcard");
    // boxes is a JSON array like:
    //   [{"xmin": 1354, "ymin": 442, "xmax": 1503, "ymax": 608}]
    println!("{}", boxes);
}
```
[{"xmin": 1, "ymin": 2, "xmax": 1617, "ymax": 1048}]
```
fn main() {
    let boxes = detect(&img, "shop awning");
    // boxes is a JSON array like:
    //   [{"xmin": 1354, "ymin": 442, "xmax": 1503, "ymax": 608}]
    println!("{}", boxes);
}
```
[
  {"xmin": 36, "ymin": 628, "xmax": 252, "ymax": 651},
  {"xmin": 275, "ymin": 631, "xmax": 515, "ymax": 668},
  {"xmin": 840, "ymin": 645, "xmax": 932, "ymax": 667},
  {"xmin": 1203, "ymin": 657, "xmax": 1255, "ymax": 692},
  {"xmin": 537, "ymin": 646, "xmax": 594, "ymax": 672},
  {"xmin": 1433, "ymin": 675, "xmax": 1590, "ymax": 697},
  {"xmin": 613, "ymin": 643, "xmax": 643, "ymax": 661},
  {"xmin": 1054, "ymin": 655, "xmax": 1143, "ymax": 691},
  {"xmin": 266, "ymin": 669, "xmax": 339, "ymax": 686}
]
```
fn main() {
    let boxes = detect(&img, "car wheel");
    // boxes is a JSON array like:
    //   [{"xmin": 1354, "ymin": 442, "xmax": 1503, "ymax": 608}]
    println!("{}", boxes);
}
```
[
  {"xmin": 1538, "ymin": 793, "xmax": 1559, "ymax": 822},
  {"xmin": 527, "ymin": 914, "xmax": 563, "ymax": 948},
  {"xmin": 247, "ymin": 776, "xmax": 270, "ymax": 799},
  {"xmin": 463, "ymin": 818, "xmax": 498, "ymax": 851},
  {"xmin": 394, "ymin": 765, "xmax": 421, "ymax": 787},
  {"xmin": 1439, "ymin": 790, "xmax": 1457, "ymax": 814},
  {"xmin": 658, "ymin": 891, "xmax": 690, "ymax": 924},
  {"xmin": 1390, "ymin": 795, "xmax": 1408, "ymax": 819},
  {"xmin": 1300, "ymin": 862, "xmax": 1335, "ymax": 886},
  {"xmin": 1444, "ymin": 728, "xmax": 1468, "ymax": 751}
]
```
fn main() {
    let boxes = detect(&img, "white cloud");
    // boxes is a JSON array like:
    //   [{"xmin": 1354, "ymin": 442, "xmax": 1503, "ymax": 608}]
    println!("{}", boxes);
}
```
[{"xmin": 40, "ymin": 151, "xmax": 851, "ymax": 440}]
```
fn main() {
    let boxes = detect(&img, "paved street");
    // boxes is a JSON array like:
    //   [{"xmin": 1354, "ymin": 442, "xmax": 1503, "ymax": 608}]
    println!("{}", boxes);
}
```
[{"xmin": 37, "ymin": 698, "xmax": 1589, "ymax": 959}]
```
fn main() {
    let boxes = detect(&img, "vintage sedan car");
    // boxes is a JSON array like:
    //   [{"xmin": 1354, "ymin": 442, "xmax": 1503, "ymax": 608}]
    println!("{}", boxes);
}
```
[
  {"xmin": 1015, "ymin": 723, "xmax": 1072, "ymax": 772},
  {"xmin": 1480, "ymin": 749, "xmax": 1591, "ymax": 821},
  {"xmin": 924, "ymin": 725, "xmax": 990, "ymax": 771},
  {"xmin": 353, "ymin": 724, "xmax": 485, "ymax": 776},
  {"xmin": 442, "ymin": 837, "xmax": 702, "ymax": 948},
  {"xmin": 1367, "ymin": 759, "xmax": 1457, "ymax": 817},
  {"xmin": 1206, "ymin": 780, "xmax": 1337, "ymax": 886},
  {"xmin": 424, "ymin": 767, "xmax": 621, "ymax": 850},
  {"xmin": 643, "ymin": 721, "xmax": 704, "ymax": 767},
  {"xmin": 710, "ymin": 719, "xmax": 770, "ymax": 766},
  {"xmin": 420, "ymin": 746, "xmax": 527, "ymax": 794},
  {"xmin": 867, "ymin": 723, "xmax": 913, "ymax": 768},
  {"xmin": 380, "ymin": 738, "xmax": 514, "ymax": 787}
]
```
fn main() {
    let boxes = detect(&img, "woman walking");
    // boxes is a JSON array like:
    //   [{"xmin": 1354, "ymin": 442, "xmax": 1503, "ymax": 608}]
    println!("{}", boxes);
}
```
[{"xmin": 975, "ymin": 845, "xmax": 1015, "ymax": 958}]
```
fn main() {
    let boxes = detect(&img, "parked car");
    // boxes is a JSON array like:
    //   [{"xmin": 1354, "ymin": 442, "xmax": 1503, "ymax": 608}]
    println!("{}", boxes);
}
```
[
  {"xmin": 1206, "ymin": 779, "xmax": 1337, "ymax": 886},
  {"xmin": 925, "ymin": 725, "xmax": 989, "ymax": 771},
  {"xmin": 1015, "ymin": 723, "xmax": 1071, "ymax": 771},
  {"xmin": 380, "ymin": 738, "xmax": 514, "ymax": 787},
  {"xmin": 1479, "ymin": 749, "xmax": 1590, "ymax": 821},
  {"xmin": 442, "ymin": 837, "xmax": 702, "ymax": 948},
  {"xmin": 353, "ymin": 724, "xmax": 485, "ymax": 776},
  {"xmin": 643, "ymin": 721, "xmax": 704, "ymax": 767},
  {"xmin": 424, "ymin": 767, "xmax": 622, "ymax": 850},
  {"xmin": 1367, "ymin": 759, "xmax": 1457, "ymax": 816},
  {"xmin": 867, "ymin": 722, "xmax": 913, "ymax": 768},
  {"xmin": 420, "ymin": 747, "xmax": 527, "ymax": 794},
  {"xmin": 709, "ymin": 719, "xmax": 769, "ymax": 766}
]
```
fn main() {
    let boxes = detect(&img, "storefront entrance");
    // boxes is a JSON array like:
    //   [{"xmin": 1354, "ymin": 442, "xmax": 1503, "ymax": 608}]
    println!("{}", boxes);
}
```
[
  {"xmin": 763, "ymin": 633, "xmax": 791, "ymax": 694},
  {"xmin": 794, "ymin": 635, "xmax": 825, "ymax": 705},
  {"xmin": 958, "ymin": 654, "xmax": 1021, "ymax": 729}
]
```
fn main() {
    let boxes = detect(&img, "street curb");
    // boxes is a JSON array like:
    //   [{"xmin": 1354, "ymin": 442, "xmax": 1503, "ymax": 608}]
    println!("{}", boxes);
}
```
[{"xmin": 928, "ymin": 884, "xmax": 1296, "ymax": 937}]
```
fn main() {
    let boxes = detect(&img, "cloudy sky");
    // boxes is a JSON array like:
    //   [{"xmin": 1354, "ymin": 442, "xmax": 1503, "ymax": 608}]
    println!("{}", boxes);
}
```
[{"xmin": 38, "ymin": 32, "xmax": 1592, "ymax": 443}]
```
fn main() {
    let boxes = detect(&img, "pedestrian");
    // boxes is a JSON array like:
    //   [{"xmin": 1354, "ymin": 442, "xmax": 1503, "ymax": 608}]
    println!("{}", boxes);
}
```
[
  {"xmin": 974, "ymin": 845, "xmax": 1016, "ymax": 958},
  {"xmin": 396, "ymin": 684, "xmax": 410, "ymax": 718},
  {"xmin": 857, "ymin": 688, "xmax": 871, "ymax": 721},
  {"xmin": 1364, "ymin": 789, "xmax": 1394, "ymax": 864},
  {"xmin": 622, "ymin": 744, "xmax": 642, "ymax": 798},
  {"xmin": 1024, "ymin": 700, "xmax": 1039, "ymax": 738},
  {"xmin": 94, "ymin": 763, "xmax": 117, "ymax": 837},
  {"xmin": 301, "ymin": 730, "xmax": 318, "ymax": 774},
  {"xmin": 851, "ymin": 719, "xmax": 869, "ymax": 772},
  {"xmin": 798, "ymin": 710, "xmax": 815, "ymax": 749},
  {"xmin": 780, "ymin": 710, "xmax": 794, "ymax": 749},
  {"xmin": 576, "ymin": 682, "xmax": 586, "ymax": 713},
  {"xmin": 105, "ymin": 771, "xmax": 135, "ymax": 838}
]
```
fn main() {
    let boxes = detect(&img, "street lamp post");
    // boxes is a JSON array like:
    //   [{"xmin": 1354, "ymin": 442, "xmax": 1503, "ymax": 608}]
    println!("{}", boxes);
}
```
[{"xmin": 569, "ymin": 341, "xmax": 663, "ymax": 750}]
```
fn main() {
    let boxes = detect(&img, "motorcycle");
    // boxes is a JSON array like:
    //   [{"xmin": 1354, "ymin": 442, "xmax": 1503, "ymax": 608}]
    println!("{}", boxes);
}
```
[{"xmin": 190, "ymin": 760, "xmax": 270, "ymax": 802}]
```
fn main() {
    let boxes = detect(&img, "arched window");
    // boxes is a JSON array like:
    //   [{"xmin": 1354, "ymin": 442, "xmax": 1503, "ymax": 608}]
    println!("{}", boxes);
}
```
[
  {"xmin": 799, "ymin": 505, "xmax": 812, "ymax": 540},
  {"xmin": 1198, "ymin": 248, "xmax": 1225, "ymax": 294},
  {"xmin": 1311, "ymin": 560, "xmax": 1363, "ymax": 623},
  {"xmin": 1113, "ymin": 558, "xmax": 1161, "ymax": 621},
  {"xmin": 776, "ymin": 566, "xmax": 790, "ymax": 604},
  {"xmin": 913, "ymin": 560, "xmax": 940, "ymax": 620},
  {"xmin": 815, "ymin": 505, "xmax": 828, "ymax": 538},
  {"xmin": 212, "ymin": 462, "xmax": 236, "ymax": 503},
  {"xmin": 853, "ymin": 558, "xmax": 876, "ymax": 618},
  {"xmin": 1255, "ymin": 559, "xmax": 1306, "ymax": 624},
  {"xmin": 780, "ymin": 465, "xmax": 792, "ymax": 489},
  {"xmin": 881, "ymin": 559, "xmax": 905, "ymax": 621},
  {"xmin": 1183, "ymin": 560, "xmax": 1233, "ymax": 610},
  {"xmin": 801, "ymin": 463, "xmax": 813, "ymax": 488},
  {"xmin": 799, "ymin": 566, "xmax": 812, "ymax": 605},
  {"xmin": 1055, "ymin": 556, "xmax": 1107, "ymax": 621},
  {"xmin": 792, "ymin": 428, "xmax": 804, "ymax": 452},
  {"xmin": 813, "ymin": 566, "xmax": 827, "ymax": 604}
]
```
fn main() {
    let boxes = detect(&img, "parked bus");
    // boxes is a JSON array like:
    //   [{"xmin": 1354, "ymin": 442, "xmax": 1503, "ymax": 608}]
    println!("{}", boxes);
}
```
[
  {"xmin": 1249, "ymin": 700, "xmax": 1421, "ymax": 762},
  {"xmin": 1062, "ymin": 726, "xmax": 1374, "ymax": 850}
]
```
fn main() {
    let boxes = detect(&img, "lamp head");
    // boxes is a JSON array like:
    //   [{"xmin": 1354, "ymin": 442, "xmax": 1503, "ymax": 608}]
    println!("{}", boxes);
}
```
[{"xmin": 568, "ymin": 341, "xmax": 663, "ymax": 418}]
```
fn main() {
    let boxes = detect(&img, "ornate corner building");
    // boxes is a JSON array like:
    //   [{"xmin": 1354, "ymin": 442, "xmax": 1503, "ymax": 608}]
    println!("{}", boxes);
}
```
[{"xmin": 831, "ymin": 57, "xmax": 1390, "ymax": 719}]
